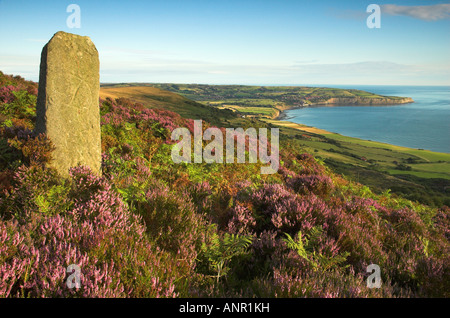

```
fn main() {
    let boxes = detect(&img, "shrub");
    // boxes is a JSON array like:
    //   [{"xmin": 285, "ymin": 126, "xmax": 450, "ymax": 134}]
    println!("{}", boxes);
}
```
[
  {"xmin": 135, "ymin": 183, "xmax": 206, "ymax": 267},
  {"xmin": 287, "ymin": 174, "xmax": 334, "ymax": 196},
  {"xmin": 0, "ymin": 72, "xmax": 448, "ymax": 298},
  {"xmin": 0, "ymin": 165, "xmax": 180, "ymax": 298}
]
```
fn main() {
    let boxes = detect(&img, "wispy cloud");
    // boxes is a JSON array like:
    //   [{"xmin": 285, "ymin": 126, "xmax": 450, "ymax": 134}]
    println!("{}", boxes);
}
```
[
  {"xmin": 99, "ymin": 60, "xmax": 450, "ymax": 85},
  {"xmin": 291, "ymin": 61, "xmax": 413, "ymax": 73},
  {"xmin": 381, "ymin": 4, "xmax": 450, "ymax": 21},
  {"xmin": 293, "ymin": 60, "xmax": 320, "ymax": 65}
]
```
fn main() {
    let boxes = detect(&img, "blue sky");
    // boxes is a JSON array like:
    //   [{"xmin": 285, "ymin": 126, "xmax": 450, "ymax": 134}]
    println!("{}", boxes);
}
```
[{"xmin": 0, "ymin": 0, "xmax": 449, "ymax": 85}]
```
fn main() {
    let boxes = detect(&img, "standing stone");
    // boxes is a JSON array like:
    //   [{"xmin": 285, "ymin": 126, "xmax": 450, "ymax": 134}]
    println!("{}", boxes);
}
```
[{"xmin": 35, "ymin": 31, "xmax": 101, "ymax": 176}]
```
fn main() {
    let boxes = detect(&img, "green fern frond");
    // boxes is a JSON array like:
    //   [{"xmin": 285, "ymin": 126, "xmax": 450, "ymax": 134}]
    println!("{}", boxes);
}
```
[
  {"xmin": 282, "ymin": 228, "xmax": 350, "ymax": 272},
  {"xmin": 282, "ymin": 232, "xmax": 309, "ymax": 262},
  {"xmin": 198, "ymin": 228, "xmax": 253, "ymax": 282}
]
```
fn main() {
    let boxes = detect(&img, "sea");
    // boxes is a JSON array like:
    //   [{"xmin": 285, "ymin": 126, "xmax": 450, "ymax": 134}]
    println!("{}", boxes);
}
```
[{"xmin": 282, "ymin": 85, "xmax": 450, "ymax": 154}]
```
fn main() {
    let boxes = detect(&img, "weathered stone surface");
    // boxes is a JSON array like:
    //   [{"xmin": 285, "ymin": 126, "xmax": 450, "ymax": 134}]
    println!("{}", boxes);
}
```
[{"xmin": 35, "ymin": 31, "xmax": 101, "ymax": 176}]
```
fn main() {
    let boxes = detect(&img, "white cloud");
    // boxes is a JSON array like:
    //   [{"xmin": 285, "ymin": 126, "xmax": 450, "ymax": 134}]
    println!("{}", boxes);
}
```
[
  {"xmin": 291, "ymin": 61, "xmax": 412, "ymax": 72},
  {"xmin": 381, "ymin": 4, "xmax": 450, "ymax": 21},
  {"xmin": 2, "ymin": 51, "xmax": 448, "ymax": 85},
  {"xmin": 99, "ymin": 60, "xmax": 450, "ymax": 85}
]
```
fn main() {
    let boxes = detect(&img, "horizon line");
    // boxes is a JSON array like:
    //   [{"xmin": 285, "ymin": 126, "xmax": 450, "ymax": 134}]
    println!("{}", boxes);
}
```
[{"xmin": 99, "ymin": 81, "xmax": 450, "ymax": 88}]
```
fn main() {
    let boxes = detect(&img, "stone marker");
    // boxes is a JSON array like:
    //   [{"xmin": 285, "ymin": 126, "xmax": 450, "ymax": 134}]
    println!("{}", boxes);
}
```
[{"xmin": 35, "ymin": 31, "xmax": 101, "ymax": 176}]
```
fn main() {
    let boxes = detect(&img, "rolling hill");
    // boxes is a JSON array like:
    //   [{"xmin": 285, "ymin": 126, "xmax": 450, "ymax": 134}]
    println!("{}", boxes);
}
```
[
  {"xmin": 100, "ymin": 85, "xmax": 236, "ymax": 126},
  {"xmin": 100, "ymin": 82, "xmax": 449, "ymax": 207}
]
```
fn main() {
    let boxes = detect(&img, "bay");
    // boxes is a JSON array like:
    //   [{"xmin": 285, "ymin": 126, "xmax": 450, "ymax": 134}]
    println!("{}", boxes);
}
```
[{"xmin": 283, "ymin": 85, "xmax": 450, "ymax": 154}]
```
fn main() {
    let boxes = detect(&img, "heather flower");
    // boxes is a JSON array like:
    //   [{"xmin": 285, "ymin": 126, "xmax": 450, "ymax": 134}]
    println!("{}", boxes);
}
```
[
  {"xmin": 287, "ymin": 174, "xmax": 334, "ymax": 196},
  {"xmin": 1, "ymin": 74, "xmax": 449, "ymax": 298},
  {"xmin": 0, "ymin": 85, "xmax": 21, "ymax": 104},
  {"xmin": 434, "ymin": 206, "xmax": 450, "ymax": 240},
  {"xmin": 0, "ymin": 165, "xmax": 179, "ymax": 298},
  {"xmin": 136, "ymin": 183, "xmax": 206, "ymax": 269}
]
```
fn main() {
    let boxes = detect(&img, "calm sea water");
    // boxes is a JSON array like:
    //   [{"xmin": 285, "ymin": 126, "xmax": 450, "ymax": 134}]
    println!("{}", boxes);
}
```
[{"xmin": 283, "ymin": 85, "xmax": 450, "ymax": 153}]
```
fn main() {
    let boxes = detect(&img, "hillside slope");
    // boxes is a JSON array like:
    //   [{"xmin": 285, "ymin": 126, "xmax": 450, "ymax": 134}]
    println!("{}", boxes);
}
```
[
  {"xmin": 1, "ymin": 71, "xmax": 449, "ymax": 298},
  {"xmin": 100, "ymin": 85, "xmax": 236, "ymax": 126},
  {"xmin": 148, "ymin": 83, "xmax": 414, "ymax": 111},
  {"xmin": 100, "ymin": 82, "xmax": 449, "ymax": 207}
]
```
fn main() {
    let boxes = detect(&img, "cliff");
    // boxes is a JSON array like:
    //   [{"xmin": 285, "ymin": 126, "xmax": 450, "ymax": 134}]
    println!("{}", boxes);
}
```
[
  {"xmin": 313, "ymin": 96, "xmax": 414, "ymax": 106},
  {"xmin": 273, "ymin": 96, "xmax": 414, "ymax": 119}
]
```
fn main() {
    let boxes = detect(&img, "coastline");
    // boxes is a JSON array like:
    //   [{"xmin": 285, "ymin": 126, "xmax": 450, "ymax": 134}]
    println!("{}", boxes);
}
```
[
  {"xmin": 264, "ymin": 116, "xmax": 450, "ymax": 181},
  {"xmin": 269, "ymin": 119, "xmax": 333, "ymax": 135},
  {"xmin": 269, "ymin": 95, "xmax": 420, "ymax": 149},
  {"xmin": 273, "ymin": 96, "xmax": 415, "ymax": 121},
  {"xmin": 266, "ymin": 95, "xmax": 450, "ymax": 157},
  {"xmin": 267, "ymin": 116, "xmax": 450, "ymax": 156}
]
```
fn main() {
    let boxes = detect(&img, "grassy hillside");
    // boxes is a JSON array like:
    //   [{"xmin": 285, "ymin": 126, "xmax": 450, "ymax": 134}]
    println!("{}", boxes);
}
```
[
  {"xmin": 102, "ymin": 83, "xmax": 413, "ymax": 120},
  {"xmin": 101, "ymin": 83, "xmax": 450, "ymax": 207},
  {"xmin": 149, "ymin": 83, "xmax": 413, "ymax": 118},
  {"xmin": 100, "ymin": 84, "xmax": 237, "ymax": 126},
  {"xmin": 268, "ymin": 120, "xmax": 450, "ymax": 207},
  {"xmin": 1, "ymin": 71, "xmax": 449, "ymax": 298}
]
